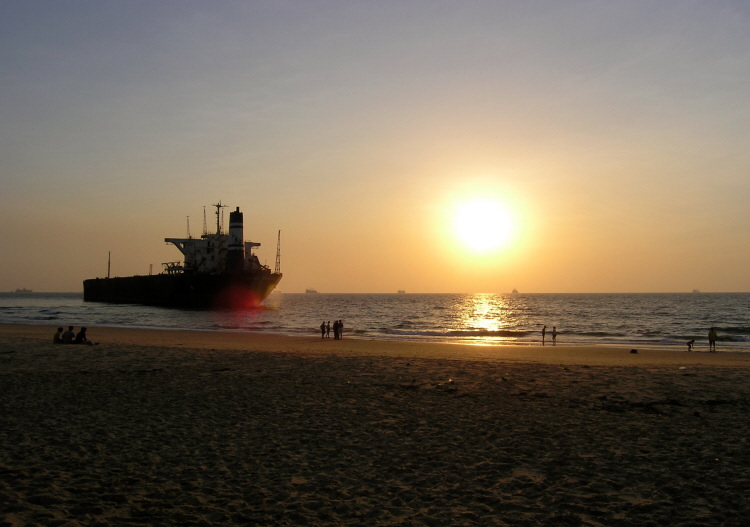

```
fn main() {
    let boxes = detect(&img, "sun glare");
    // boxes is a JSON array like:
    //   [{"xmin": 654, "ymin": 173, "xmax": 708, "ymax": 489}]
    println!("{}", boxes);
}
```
[{"xmin": 453, "ymin": 198, "xmax": 515, "ymax": 253}]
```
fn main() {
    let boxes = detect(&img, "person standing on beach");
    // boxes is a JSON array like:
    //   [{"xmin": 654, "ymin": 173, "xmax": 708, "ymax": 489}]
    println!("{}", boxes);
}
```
[
  {"xmin": 333, "ymin": 320, "xmax": 340, "ymax": 340},
  {"xmin": 542, "ymin": 325, "xmax": 547, "ymax": 345},
  {"xmin": 708, "ymin": 327, "xmax": 717, "ymax": 352},
  {"xmin": 320, "ymin": 321, "xmax": 326, "ymax": 339},
  {"xmin": 326, "ymin": 321, "xmax": 331, "ymax": 338},
  {"xmin": 339, "ymin": 320, "xmax": 344, "ymax": 339},
  {"xmin": 552, "ymin": 326, "xmax": 557, "ymax": 345}
]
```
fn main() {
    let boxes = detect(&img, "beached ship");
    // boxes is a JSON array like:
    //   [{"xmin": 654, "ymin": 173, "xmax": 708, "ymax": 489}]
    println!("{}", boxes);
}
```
[{"xmin": 83, "ymin": 203, "xmax": 282, "ymax": 309}]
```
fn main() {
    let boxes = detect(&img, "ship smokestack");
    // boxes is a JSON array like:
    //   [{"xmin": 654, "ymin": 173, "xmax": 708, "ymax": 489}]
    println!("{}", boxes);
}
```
[{"xmin": 228, "ymin": 207, "xmax": 244, "ymax": 271}]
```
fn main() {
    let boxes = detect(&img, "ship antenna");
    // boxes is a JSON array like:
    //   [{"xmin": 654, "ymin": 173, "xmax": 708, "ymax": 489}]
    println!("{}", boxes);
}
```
[
  {"xmin": 275, "ymin": 230, "xmax": 281, "ymax": 274},
  {"xmin": 202, "ymin": 207, "xmax": 208, "ymax": 236},
  {"xmin": 212, "ymin": 201, "xmax": 227, "ymax": 235},
  {"xmin": 186, "ymin": 216, "xmax": 191, "ymax": 238}
]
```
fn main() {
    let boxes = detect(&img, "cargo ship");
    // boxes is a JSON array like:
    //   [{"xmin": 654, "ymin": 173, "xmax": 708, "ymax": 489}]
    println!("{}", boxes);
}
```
[{"xmin": 83, "ymin": 203, "xmax": 282, "ymax": 309}]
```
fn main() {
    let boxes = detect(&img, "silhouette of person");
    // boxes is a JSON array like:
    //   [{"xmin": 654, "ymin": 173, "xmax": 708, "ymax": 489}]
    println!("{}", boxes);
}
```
[
  {"xmin": 53, "ymin": 327, "xmax": 64, "ymax": 344},
  {"xmin": 62, "ymin": 326, "xmax": 75, "ymax": 344},
  {"xmin": 552, "ymin": 326, "xmax": 557, "ymax": 345},
  {"xmin": 333, "ymin": 320, "xmax": 340, "ymax": 340},
  {"xmin": 542, "ymin": 325, "xmax": 547, "ymax": 345},
  {"xmin": 320, "ymin": 321, "xmax": 326, "ymax": 339},
  {"xmin": 687, "ymin": 339, "xmax": 695, "ymax": 352},
  {"xmin": 74, "ymin": 327, "xmax": 95, "ymax": 345},
  {"xmin": 338, "ymin": 320, "xmax": 344, "ymax": 339},
  {"xmin": 326, "ymin": 321, "xmax": 331, "ymax": 338},
  {"xmin": 708, "ymin": 327, "xmax": 717, "ymax": 352}
]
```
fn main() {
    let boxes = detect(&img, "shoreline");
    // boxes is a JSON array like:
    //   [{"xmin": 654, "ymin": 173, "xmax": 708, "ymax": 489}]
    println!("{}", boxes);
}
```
[
  {"xmin": 4, "ymin": 291, "xmax": 750, "ymax": 353},
  {"xmin": 3, "ymin": 322, "xmax": 750, "ymax": 525},
  {"xmin": 3, "ymin": 322, "xmax": 750, "ymax": 367}
]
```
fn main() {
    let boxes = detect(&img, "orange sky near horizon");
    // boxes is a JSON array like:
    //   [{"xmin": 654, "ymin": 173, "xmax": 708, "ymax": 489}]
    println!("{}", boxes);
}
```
[{"xmin": 1, "ymin": 1, "xmax": 749, "ymax": 294}]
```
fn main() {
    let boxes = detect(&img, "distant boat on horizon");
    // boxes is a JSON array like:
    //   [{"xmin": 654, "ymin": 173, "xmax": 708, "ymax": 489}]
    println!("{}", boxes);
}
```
[
  {"xmin": 692, "ymin": 289, "xmax": 701, "ymax": 294},
  {"xmin": 397, "ymin": 289, "xmax": 406, "ymax": 294},
  {"xmin": 14, "ymin": 288, "xmax": 33, "ymax": 293},
  {"xmin": 511, "ymin": 288, "xmax": 519, "ymax": 294},
  {"xmin": 305, "ymin": 288, "xmax": 318, "ymax": 294}
]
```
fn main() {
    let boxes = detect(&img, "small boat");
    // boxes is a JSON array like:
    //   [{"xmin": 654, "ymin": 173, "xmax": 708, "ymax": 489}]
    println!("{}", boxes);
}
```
[
  {"xmin": 14, "ymin": 288, "xmax": 33, "ymax": 293},
  {"xmin": 305, "ymin": 288, "xmax": 318, "ymax": 294},
  {"xmin": 397, "ymin": 290, "xmax": 406, "ymax": 294}
]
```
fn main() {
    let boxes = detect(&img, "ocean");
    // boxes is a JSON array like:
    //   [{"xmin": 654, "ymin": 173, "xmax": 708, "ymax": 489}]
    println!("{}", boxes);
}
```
[{"xmin": 1, "ymin": 292, "xmax": 749, "ymax": 352}]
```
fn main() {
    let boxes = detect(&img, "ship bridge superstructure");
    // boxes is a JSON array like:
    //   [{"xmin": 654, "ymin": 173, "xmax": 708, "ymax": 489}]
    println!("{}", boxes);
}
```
[{"xmin": 164, "ymin": 204, "xmax": 265, "ymax": 275}]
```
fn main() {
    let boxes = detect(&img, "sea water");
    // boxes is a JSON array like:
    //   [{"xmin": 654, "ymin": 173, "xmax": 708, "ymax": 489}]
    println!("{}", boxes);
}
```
[{"xmin": 1, "ymin": 292, "xmax": 748, "ymax": 351}]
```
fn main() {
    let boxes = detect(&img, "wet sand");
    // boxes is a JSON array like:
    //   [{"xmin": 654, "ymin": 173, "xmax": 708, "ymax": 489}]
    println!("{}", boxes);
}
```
[{"xmin": 2, "ymin": 323, "xmax": 749, "ymax": 525}]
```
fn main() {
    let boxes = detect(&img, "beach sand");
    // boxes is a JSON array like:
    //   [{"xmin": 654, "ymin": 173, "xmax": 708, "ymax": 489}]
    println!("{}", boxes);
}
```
[{"xmin": 2, "ymin": 323, "xmax": 749, "ymax": 526}]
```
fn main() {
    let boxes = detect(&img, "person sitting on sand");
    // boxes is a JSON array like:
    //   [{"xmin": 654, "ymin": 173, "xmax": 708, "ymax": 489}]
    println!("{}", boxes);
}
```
[
  {"xmin": 62, "ymin": 326, "xmax": 75, "ymax": 344},
  {"xmin": 74, "ymin": 327, "xmax": 96, "ymax": 346},
  {"xmin": 53, "ymin": 327, "xmax": 64, "ymax": 344}
]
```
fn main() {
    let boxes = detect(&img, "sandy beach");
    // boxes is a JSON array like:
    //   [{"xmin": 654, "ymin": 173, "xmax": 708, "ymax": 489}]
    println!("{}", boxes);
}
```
[{"xmin": 2, "ymin": 323, "xmax": 749, "ymax": 526}]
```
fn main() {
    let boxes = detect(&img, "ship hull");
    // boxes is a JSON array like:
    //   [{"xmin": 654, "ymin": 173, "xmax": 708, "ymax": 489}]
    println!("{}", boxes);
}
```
[{"xmin": 83, "ymin": 271, "xmax": 282, "ymax": 309}]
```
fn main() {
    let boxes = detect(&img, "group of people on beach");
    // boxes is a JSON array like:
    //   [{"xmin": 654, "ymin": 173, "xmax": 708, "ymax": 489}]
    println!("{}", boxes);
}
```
[
  {"xmin": 53, "ymin": 326, "xmax": 97, "ymax": 346},
  {"xmin": 541, "ymin": 325, "xmax": 557, "ymax": 345},
  {"xmin": 320, "ymin": 320, "xmax": 344, "ymax": 340}
]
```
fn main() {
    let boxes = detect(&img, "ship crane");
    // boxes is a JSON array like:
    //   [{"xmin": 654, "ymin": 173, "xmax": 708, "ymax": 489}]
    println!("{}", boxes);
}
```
[{"xmin": 275, "ymin": 230, "xmax": 281, "ymax": 274}]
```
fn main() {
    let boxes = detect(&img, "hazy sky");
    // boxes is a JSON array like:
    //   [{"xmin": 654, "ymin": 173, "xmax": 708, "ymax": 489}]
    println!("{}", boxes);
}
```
[{"xmin": 2, "ymin": 1, "xmax": 749, "ymax": 293}]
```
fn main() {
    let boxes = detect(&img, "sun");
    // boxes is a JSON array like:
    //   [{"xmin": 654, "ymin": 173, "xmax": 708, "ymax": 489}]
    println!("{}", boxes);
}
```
[{"xmin": 453, "ymin": 198, "xmax": 515, "ymax": 253}]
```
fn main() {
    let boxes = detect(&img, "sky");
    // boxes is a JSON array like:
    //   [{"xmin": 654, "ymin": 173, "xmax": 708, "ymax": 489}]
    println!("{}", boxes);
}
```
[{"xmin": 1, "ymin": 1, "xmax": 749, "ymax": 294}]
